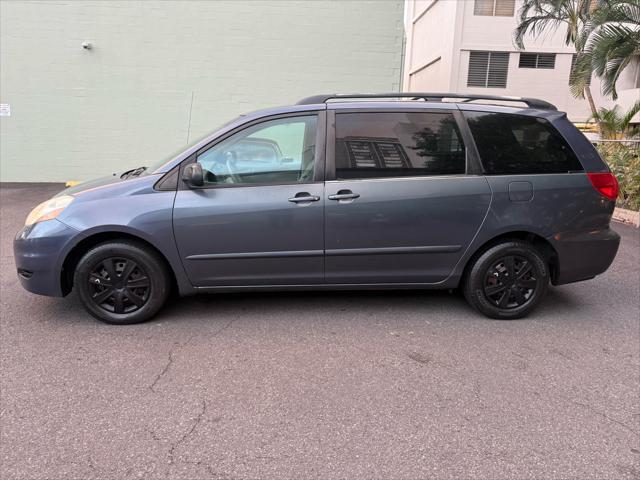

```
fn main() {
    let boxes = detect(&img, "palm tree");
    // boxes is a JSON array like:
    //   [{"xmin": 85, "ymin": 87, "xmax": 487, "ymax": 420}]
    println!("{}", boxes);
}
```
[
  {"xmin": 574, "ymin": 0, "xmax": 640, "ymax": 100},
  {"xmin": 589, "ymin": 101, "xmax": 640, "ymax": 139},
  {"xmin": 514, "ymin": 0, "xmax": 603, "ymax": 133}
]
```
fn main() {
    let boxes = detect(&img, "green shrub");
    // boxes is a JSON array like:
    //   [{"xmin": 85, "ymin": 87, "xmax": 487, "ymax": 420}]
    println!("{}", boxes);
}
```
[{"xmin": 596, "ymin": 142, "xmax": 640, "ymax": 211}]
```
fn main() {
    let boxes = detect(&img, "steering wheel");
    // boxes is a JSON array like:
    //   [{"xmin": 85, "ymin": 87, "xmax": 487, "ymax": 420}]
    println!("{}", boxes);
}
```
[{"xmin": 223, "ymin": 151, "xmax": 242, "ymax": 184}]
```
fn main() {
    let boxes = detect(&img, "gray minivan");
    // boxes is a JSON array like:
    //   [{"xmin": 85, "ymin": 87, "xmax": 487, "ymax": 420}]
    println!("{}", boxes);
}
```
[{"xmin": 14, "ymin": 93, "xmax": 621, "ymax": 324}]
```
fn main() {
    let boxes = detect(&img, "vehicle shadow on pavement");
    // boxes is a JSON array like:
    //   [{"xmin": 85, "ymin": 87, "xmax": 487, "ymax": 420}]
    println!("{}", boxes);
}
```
[
  {"xmin": 33, "ymin": 283, "xmax": 591, "ymax": 327},
  {"xmin": 161, "ymin": 288, "xmax": 465, "ymax": 317}
]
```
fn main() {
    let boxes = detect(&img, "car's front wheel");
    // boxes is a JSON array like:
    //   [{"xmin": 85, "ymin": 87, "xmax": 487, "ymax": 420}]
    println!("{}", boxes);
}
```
[
  {"xmin": 463, "ymin": 240, "xmax": 549, "ymax": 320},
  {"xmin": 74, "ymin": 241, "xmax": 170, "ymax": 324}
]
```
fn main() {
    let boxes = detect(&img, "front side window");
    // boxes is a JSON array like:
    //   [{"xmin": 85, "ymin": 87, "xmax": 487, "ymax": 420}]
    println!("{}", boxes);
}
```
[
  {"xmin": 197, "ymin": 115, "xmax": 317, "ymax": 185},
  {"xmin": 334, "ymin": 112, "xmax": 466, "ymax": 180},
  {"xmin": 464, "ymin": 112, "xmax": 583, "ymax": 174}
]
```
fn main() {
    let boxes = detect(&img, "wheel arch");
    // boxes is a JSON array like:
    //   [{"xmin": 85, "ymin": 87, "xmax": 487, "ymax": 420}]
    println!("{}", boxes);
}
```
[
  {"xmin": 461, "ymin": 230, "xmax": 559, "ymax": 285},
  {"xmin": 61, "ymin": 231, "xmax": 181, "ymax": 296}
]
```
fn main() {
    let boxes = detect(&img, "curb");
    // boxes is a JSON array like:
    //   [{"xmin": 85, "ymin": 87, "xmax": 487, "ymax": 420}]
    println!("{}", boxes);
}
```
[{"xmin": 613, "ymin": 207, "xmax": 640, "ymax": 228}]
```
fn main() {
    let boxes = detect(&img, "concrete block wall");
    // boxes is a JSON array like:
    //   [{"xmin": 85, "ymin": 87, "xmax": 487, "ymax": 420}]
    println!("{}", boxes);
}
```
[{"xmin": 0, "ymin": 0, "xmax": 404, "ymax": 182}]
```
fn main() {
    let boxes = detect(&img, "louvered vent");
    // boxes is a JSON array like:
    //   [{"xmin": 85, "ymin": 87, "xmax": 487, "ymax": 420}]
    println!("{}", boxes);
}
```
[
  {"xmin": 468, "ymin": 51, "xmax": 509, "ymax": 88},
  {"xmin": 494, "ymin": 0, "xmax": 515, "ymax": 16},
  {"xmin": 474, "ymin": 0, "xmax": 515, "ymax": 16},
  {"xmin": 537, "ymin": 53, "xmax": 556, "ymax": 68},
  {"xmin": 519, "ymin": 53, "xmax": 556, "ymax": 69},
  {"xmin": 474, "ymin": 0, "xmax": 494, "ymax": 15}
]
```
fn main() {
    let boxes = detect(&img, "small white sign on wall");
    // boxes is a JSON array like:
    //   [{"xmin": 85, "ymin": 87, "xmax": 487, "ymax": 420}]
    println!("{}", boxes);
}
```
[{"xmin": 0, "ymin": 104, "xmax": 10, "ymax": 117}]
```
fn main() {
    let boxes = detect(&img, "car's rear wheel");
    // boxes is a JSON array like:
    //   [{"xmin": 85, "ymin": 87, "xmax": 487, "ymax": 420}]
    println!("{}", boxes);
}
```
[
  {"xmin": 74, "ymin": 241, "xmax": 170, "ymax": 324},
  {"xmin": 463, "ymin": 240, "xmax": 549, "ymax": 320}
]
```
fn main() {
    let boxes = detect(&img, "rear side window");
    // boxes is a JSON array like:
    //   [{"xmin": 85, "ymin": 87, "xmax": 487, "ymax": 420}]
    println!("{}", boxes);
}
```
[
  {"xmin": 464, "ymin": 112, "xmax": 583, "ymax": 174},
  {"xmin": 334, "ymin": 112, "xmax": 465, "ymax": 179}
]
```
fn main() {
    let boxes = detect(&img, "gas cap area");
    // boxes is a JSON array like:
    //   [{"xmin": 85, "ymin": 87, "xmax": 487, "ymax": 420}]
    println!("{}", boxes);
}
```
[{"xmin": 508, "ymin": 181, "xmax": 534, "ymax": 202}]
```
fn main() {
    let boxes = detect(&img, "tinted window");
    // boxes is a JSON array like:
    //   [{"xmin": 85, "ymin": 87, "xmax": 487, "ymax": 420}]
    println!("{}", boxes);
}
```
[
  {"xmin": 334, "ymin": 112, "xmax": 465, "ymax": 179},
  {"xmin": 197, "ymin": 115, "xmax": 317, "ymax": 185},
  {"xmin": 464, "ymin": 112, "xmax": 583, "ymax": 174}
]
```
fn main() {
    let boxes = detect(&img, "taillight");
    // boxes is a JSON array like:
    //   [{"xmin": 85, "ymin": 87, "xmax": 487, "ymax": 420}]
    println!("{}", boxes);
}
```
[{"xmin": 587, "ymin": 172, "xmax": 619, "ymax": 201}]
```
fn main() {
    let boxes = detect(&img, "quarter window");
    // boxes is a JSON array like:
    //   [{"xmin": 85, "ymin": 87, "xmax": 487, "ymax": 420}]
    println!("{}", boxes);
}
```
[
  {"xmin": 468, "ymin": 51, "xmax": 510, "ymax": 88},
  {"xmin": 464, "ymin": 112, "xmax": 583, "ymax": 174},
  {"xmin": 197, "ymin": 115, "xmax": 317, "ymax": 185},
  {"xmin": 519, "ymin": 53, "xmax": 556, "ymax": 69},
  {"xmin": 334, "ymin": 112, "xmax": 465, "ymax": 179}
]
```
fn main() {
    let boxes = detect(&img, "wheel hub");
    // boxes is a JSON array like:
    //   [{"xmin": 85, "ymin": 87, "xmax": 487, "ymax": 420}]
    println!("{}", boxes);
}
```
[
  {"xmin": 483, "ymin": 255, "xmax": 537, "ymax": 310},
  {"xmin": 88, "ymin": 257, "xmax": 151, "ymax": 314}
]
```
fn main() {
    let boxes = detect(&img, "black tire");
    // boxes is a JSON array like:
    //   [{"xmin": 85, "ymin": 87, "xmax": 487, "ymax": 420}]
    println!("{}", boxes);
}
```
[
  {"xmin": 74, "ymin": 241, "xmax": 171, "ymax": 324},
  {"xmin": 463, "ymin": 240, "xmax": 549, "ymax": 320}
]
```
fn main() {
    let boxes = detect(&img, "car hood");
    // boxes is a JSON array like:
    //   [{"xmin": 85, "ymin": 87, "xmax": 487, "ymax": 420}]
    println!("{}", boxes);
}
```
[
  {"xmin": 57, "ymin": 173, "xmax": 127, "ymax": 196},
  {"xmin": 57, "ymin": 171, "xmax": 161, "ymax": 201}
]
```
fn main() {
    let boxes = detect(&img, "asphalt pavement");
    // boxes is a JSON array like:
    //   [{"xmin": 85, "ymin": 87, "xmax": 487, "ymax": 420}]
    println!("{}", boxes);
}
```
[{"xmin": 1, "ymin": 183, "xmax": 639, "ymax": 479}]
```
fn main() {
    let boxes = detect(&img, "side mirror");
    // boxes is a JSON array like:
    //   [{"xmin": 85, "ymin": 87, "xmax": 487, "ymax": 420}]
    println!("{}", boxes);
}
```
[{"xmin": 182, "ymin": 163, "xmax": 204, "ymax": 187}]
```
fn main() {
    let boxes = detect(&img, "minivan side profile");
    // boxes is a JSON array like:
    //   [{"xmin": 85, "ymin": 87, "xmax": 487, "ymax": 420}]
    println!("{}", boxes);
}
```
[{"xmin": 14, "ymin": 93, "xmax": 621, "ymax": 324}]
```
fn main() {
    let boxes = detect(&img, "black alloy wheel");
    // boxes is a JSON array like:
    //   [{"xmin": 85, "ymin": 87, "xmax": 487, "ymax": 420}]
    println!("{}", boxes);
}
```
[
  {"xmin": 483, "ymin": 255, "xmax": 538, "ymax": 309},
  {"xmin": 463, "ymin": 241, "xmax": 549, "ymax": 320},
  {"xmin": 88, "ymin": 257, "xmax": 151, "ymax": 314},
  {"xmin": 75, "ymin": 241, "xmax": 170, "ymax": 324}
]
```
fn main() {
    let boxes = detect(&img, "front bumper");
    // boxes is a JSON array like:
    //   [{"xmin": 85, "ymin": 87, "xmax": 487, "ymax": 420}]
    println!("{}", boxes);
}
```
[
  {"xmin": 13, "ymin": 219, "xmax": 80, "ymax": 297},
  {"xmin": 551, "ymin": 227, "xmax": 620, "ymax": 285}
]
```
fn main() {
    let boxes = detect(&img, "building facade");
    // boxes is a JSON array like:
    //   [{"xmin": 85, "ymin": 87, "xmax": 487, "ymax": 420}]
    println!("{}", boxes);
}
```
[
  {"xmin": 403, "ymin": 0, "xmax": 639, "ymax": 124},
  {"xmin": 0, "ymin": 1, "xmax": 404, "ymax": 182}
]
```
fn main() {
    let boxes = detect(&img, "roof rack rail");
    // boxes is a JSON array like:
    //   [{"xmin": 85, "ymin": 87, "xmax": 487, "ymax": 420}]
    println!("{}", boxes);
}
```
[{"xmin": 296, "ymin": 93, "xmax": 557, "ymax": 111}]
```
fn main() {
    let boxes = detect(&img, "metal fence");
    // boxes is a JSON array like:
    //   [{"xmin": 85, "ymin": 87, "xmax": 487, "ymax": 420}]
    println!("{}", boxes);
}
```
[{"xmin": 591, "ymin": 139, "xmax": 640, "ymax": 147}]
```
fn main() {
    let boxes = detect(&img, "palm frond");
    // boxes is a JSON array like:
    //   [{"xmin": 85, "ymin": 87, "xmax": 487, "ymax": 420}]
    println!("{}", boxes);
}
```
[
  {"xmin": 569, "ymin": 52, "xmax": 593, "ymax": 98},
  {"xmin": 514, "ymin": 0, "xmax": 585, "ymax": 49}
]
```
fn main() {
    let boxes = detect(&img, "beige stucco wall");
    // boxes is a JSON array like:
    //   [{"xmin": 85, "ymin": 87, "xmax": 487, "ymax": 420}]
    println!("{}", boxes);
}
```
[
  {"xmin": 404, "ymin": 0, "xmax": 457, "ymax": 92},
  {"xmin": 0, "ymin": 0, "xmax": 404, "ymax": 182},
  {"xmin": 403, "ymin": 0, "xmax": 626, "ymax": 123}
]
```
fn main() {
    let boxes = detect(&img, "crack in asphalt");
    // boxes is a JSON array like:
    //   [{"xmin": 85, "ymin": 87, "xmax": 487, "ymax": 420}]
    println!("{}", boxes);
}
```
[
  {"xmin": 211, "ymin": 318, "xmax": 234, "ymax": 337},
  {"xmin": 573, "ymin": 401, "xmax": 639, "ymax": 437},
  {"xmin": 148, "ymin": 319, "xmax": 234, "ymax": 394},
  {"xmin": 168, "ymin": 398, "xmax": 207, "ymax": 466},
  {"xmin": 149, "ymin": 350, "xmax": 174, "ymax": 392}
]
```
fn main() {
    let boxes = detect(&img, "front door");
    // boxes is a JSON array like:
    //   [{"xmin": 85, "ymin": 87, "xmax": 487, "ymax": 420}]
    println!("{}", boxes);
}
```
[
  {"xmin": 173, "ymin": 112, "xmax": 325, "ymax": 287},
  {"xmin": 324, "ymin": 109, "xmax": 491, "ymax": 284}
]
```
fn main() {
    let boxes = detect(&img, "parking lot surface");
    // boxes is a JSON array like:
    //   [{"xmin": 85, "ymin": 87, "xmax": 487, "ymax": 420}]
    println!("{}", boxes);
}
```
[{"xmin": 1, "ymin": 183, "xmax": 639, "ymax": 479}]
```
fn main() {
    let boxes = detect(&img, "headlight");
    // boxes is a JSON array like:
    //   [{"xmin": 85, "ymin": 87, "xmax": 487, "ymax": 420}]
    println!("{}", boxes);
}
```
[{"xmin": 25, "ymin": 195, "xmax": 74, "ymax": 226}]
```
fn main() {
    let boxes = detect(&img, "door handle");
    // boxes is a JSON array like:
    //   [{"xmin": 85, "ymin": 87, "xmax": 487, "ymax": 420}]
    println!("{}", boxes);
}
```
[
  {"xmin": 328, "ymin": 190, "xmax": 360, "ymax": 201},
  {"xmin": 288, "ymin": 193, "xmax": 320, "ymax": 203}
]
